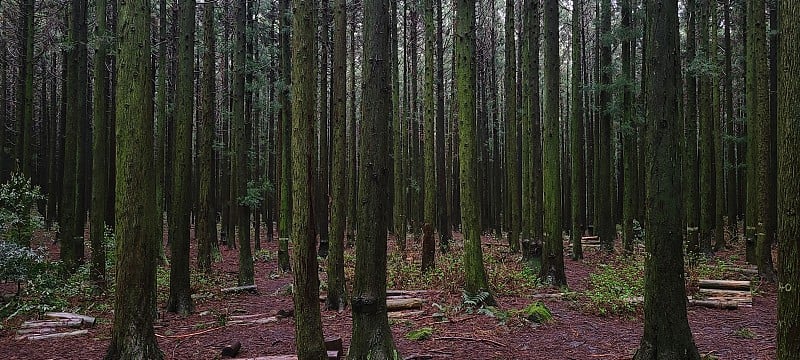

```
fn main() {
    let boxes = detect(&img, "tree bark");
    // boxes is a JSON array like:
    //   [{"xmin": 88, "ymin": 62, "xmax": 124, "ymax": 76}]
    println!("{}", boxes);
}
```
[
  {"xmin": 197, "ymin": 0, "xmax": 217, "ymax": 273},
  {"xmin": 633, "ymin": 1, "xmax": 701, "ymax": 358},
  {"xmin": 504, "ymin": 0, "xmax": 520, "ymax": 254},
  {"xmin": 777, "ymin": 2, "xmax": 800, "ymax": 356},
  {"xmin": 90, "ymin": 0, "xmax": 109, "ymax": 288},
  {"xmin": 104, "ymin": 0, "xmax": 163, "ymax": 355},
  {"xmin": 570, "ymin": 0, "xmax": 586, "ymax": 260}
]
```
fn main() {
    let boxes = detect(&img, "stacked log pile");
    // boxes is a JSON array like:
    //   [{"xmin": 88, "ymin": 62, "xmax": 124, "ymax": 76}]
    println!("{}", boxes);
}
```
[{"xmin": 15, "ymin": 312, "xmax": 95, "ymax": 340}]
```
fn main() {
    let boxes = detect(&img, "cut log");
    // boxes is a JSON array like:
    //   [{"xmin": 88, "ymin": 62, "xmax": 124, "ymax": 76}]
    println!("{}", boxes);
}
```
[
  {"xmin": 688, "ymin": 299, "xmax": 739, "ymax": 310},
  {"xmin": 697, "ymin": 279, "xmax": 750, "ymax": 291},
  {"xmin": 21, "ymin": 319, "xmax": 83, "ymax": 329},
  {"xmin": 44, "ymin": 312, "xmax": 96, "ymax": 326},
  {"xmin": 700, "ymin": 296, "xmax": 752, "ymax": 305},
  {"xmin": 697, "ymin": 288, "xmax": 752, "ymax": 298},
  {"xmin": 386, "ymin": 289, "xmax": 440, "ymax": 296},
  {"xmin": 16, "ymin": 327, "xmax": 57, "ymax": 335},
  {"xmin": 388, "ymin": 310, "xmax": 425, "ymax": 319},
  {"xmin": 222, "ymin": 341, "xmax": 241, "ymax": 358},
  {"xmin": 387, "ymin": 297, "xmax": 423, "ymax": 311},
  {"xmin": 221, "ymin": 285, "xmax": 258, "ymax": 293},
  {"xmin": 23, "ymin": 329, "xmax": 89, "ymax": 340},
  {"xmin": 236, "ymin": 351, "xmax": 340, "ymax": 360}
]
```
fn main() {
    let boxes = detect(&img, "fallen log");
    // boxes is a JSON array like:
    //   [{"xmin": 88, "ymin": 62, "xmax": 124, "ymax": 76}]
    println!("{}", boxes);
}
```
[
  {"xmin": 236, "ymin": 351, "xmax": 340, "ymax": 360},
  {"xmin": 698, "ymin": 279, "xmax": 750, "ymax": 291},
  {"xmin": 22, "ymin": 329, "xmax": 89, "ymax": 341},
  {"xmin": 21, "ymin": 319, "xmax": 82, "ymax": 329},
  {"xmin": 701, "ymin": 297, "xmax": 752, "ymax": 306},
  {"xmin": 16, "ymin": 327, "xmax": 57, "ymax": 335},
  {"xmin": 44, "ymin": 312, "xmax": 96, "ymax": 326},
  {"xmin": 386, "ymin": 289, "xmax": 440, "ymax": 297},
  {"xmin": 688, "ymin": 299, "xmax": 739, "ymax": 310},
  {"xmin": 387, "ymin": 297, "xmax": 423, "ymax": 311},
  {"xmin": 221, "ymin": 285, "xmax": 258, "ymax": 294},
  {"xmin": 697, "ymin": 288, "xmax": 752, "ymax": 298},
  {"xmin": 388, "ymin": 310, "xmax": 425, "ymax": 319}
]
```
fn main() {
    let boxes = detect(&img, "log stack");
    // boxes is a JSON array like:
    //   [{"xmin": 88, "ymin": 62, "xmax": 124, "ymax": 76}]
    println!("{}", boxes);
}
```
[
  {"xmin": 15, "ymin": 312, "xmax": 96, "ymax": 340},
  {"xmin": 691, "ymin": 279, "xmax": 753, "ymax": 309}
]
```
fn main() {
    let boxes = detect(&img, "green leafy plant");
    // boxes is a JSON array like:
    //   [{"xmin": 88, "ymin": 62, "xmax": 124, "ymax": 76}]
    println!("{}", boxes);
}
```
[
  {"xmin": 0, "ymin": 242, "xmax": 45, "ymax": 292},
  {"xmin": 0, "ymin": 173, "xmax": 45, "ymax": 245},
  {"xmin": 405, "ymin": 327, "xmax": 433, "ymax": 341},
  {"xmin": 585, "ymin": 261, "xmax": 644, "ymax": 315}
]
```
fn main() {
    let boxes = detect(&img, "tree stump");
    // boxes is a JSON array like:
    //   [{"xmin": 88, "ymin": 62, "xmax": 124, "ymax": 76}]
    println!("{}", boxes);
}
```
[{"xmin": 421, "ymin": 223, "xmax": 435, "ymax": 272}]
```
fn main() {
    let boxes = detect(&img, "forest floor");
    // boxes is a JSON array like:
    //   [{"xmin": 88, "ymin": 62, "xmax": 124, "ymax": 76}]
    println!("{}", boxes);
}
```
[{"xmin": 0, "ymin": 227, "xmax": 777, "ymax": 360}]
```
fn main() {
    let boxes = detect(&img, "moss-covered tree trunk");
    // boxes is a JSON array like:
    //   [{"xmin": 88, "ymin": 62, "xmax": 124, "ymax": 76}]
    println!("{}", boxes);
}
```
[
  {"xmin": 234, "ymin": 0, "xmax": 254, "ymax": 286},
  {"xmin": 597, "ymin": 0, "xmax": 614, "ymax": 251},
  {"xmin": 777, "ymin": 2, "xmax": 800, "ymax": 356},
  {"xmin": 422, "ymin": 0, "xmax": 437, "ymax": 270},
  {"xmin": 348, "ymin": 0, "xmax": 398, "ymax": 355},
  {"xmin": 570, "ymin": 0, "xmax": 585, "ymax": 260},
  {"xmin": 620, "ymin": 0, "xmax": 637, "ymax": 255},
  {"xmin": 277, "ymin": 0, "xmax": 292, "ymax": 273},
  {"xmin": 197, "ymin": 0, "xmax": 217, "ymax": 273},
  {"xmin": 522, "ymin": 0, "xmax": 541, "ymax": 266},
  {"xmin": 104, "ymin": 0, "xmax": 163, "ymax": 355},
  {"xmin": 166, "ymin": 0, "xmax": 196, "ymax": 315},
  {"xmin": 317, "ymin": 0, "xmax": 331, "ymax": 259},
  {"xmin": 633, "ymin": 1, "xmax": 701, "ymax": 358},
  {"xmin": 685, "ymin": 0, "xmax": 701, "ymax": 258},
  {"xmin": 455, "ymin": 0, "xmax": 493, "ymax": 302},
  {"xmin": 90, "ymin": 0, "xmax": 109, "ymax": 288},
  {"xmin": 347, "ymin": 6, "xmax": 358, "ymax": 248},
  {"xmin": 290, "ymin": 0, "xmax": 327, "ymax": 356},
  {"xmin": 326, "ymin": 0, "xmax": 349, "ymax": 311},
  {"xmin": 392, "ymin": 0, "xmax": 407, "ymax": 252},
  {"xmin": 504, "ymin": 0, "xmax": 519, "ymax": 254},
  {"xmin": 434, "ymin": 0, "xmax": 451, "ymax": 253},
  {"xmin": 61, "ymin": 0, "xmax": 88, "ymax": 271},
  {"xmin": 540, "ymin": 0, "xmax": 566, "ymax": 286}
]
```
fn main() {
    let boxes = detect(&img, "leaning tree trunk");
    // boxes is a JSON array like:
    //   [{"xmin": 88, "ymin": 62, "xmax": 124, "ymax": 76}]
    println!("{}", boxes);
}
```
[
  {"xmin": 104, "ymin": 0, "xmax": 163, "ymax": 355},
  {"xmin": 633, "ymin": 1, "xmax": 701, "ymax": 358}
]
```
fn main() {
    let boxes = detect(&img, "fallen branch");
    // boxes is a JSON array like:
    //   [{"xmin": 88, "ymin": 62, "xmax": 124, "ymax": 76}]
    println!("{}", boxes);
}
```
[{"xmin": 434, "ymin": 336, "xmax": 505, "ymax": 347}]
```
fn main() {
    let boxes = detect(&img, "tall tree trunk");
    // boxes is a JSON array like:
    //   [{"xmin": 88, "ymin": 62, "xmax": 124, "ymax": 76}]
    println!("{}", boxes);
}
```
[
  {"xmin": 0, "ymin": 38, "xmax": 6, "ymax": 182},
  {"xmin": 723, "ymin": 0, "xmax": 737, "ymax": 240},
  {"xmin": 777, "ymin": 2, "xmax": 800, "ymax": 356},
  {"xmin": 456, "ymin": 0, "xmax": 494, "ymax": 303},
  {"xmin": 504, "ymin": 0, "xmax": 520, "ymax": 253},
  {"xmin": 234, "ymin": 0, "xmax": 254, "ymax": 286},
  {"xmin": 422, "ymin": 0, "xmax": 437, "ymax": 270},
  {"xmin": 711, "ymin": 1, "xmax": 725, "ymax": 251},
  {"xmin": 20, "ymin": 0, "xmax": 35, "ymax": 177},
  {"xmin": 392, "ymin": 0, "xmax": 407, "ymax": 251},
  {"xmin": 197, "ymin": 0, "xmax": 217, "ymax": 273},
  {"xmin": 522, "ymin": 0, "xmax": 542, "ymax": 265},
  {"xmin": 277, "ymin": 0, "xmax": 292, "ymax": 272},
  {"xmin": 621, "ymin": 0, "xmax": 637, "ymax": 255},
  {"xmin": 90, "ymin": 0, "xmax": 109, "ymax": 288},
  {"xmin": 597, "ymin": 0, "xmax": 614, "ymax": 251},
  {"xmin": 61, "ymin": 0, "xmax": 89, "ymax": 271},
  {"xmin": 633, "ymin": 1, "xmax": 701, "ymax": 358},
  {"xmin": 318, "ymin": 0, "xmax": 331, "ymax": 258},
  {"xmin": 326, "ymin": 0, "xmax": 349, "ymax": 311},
  {"xmin": 570, "ymin": 0, "xmax": 585, "ymax": 260},
  {"xmin": 290, "ymin": 0, "xmax": 327, "ymax": 356},
  {"xmin": 348, "ymin": 0, "xmax": 399, "ymax": 354},
  {"xmin": 347, "ymin": 5, "xmax": 358, "ymax": 248},
  {"xmin": 434, "ymin": 0, "xmax": 451, "ymax": 253},
  {"xmin": 540, "ymin": 0, "xmax": 565, "ymax": 286},
  {"xmin": 685, "ymin": 0, "xmax": 701, "ymax": 257},
  {"xmin": 104, "ymin": 0, "xmax": 163, "ymax": 355},
  {"xmin": 155, "ymin": 0, "xmax": 168, "ymax": 233},
  {"xmin": 698, "ymin": 0, "xmax": 715, "ymax": 255}
]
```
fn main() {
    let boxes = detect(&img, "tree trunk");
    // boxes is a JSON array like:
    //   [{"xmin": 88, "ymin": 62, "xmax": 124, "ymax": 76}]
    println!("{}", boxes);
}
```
[
  {"xmin": 326, "ymin": 0, "xmax": 349, "ymax": 311},
  {"xmin": 197, "ymin": 0, "xmax": 217, "ymax": 273},
  {"xmin": 234, "ymin": 0, "xmax": 254, "ymax": 286},
  {"xmin": 90, "ymin": 0, "xmax": 109, "ymax": 288},
  {"xmin": 290, "ymin": 0, "xmax": 327, "ymax": 356},
  {"xmin": 277, "ymin": 0, "xmax": 292, "ymax": 272},
  {"xmin": 723, "ymin": 0, "xmax": 737, "ymax": 242},
  {"xmin": 455, "ymin": 0, "xmax": 493, "ymax": 303},
  {"xmin": 597, "ymin": 0, "xmax": 614, "ymax": 251},
  {"xmin": 633, "ymin": 1, "xmax": 701, "ymax": 358},
  {"xmin": 104, "ymin": 0, "xmax": 163, "ymax": 355},
  {"xmin": 621, "ymin": 0, "xmax": 636, "ymax": 255},
  {"xmin": 540, "ymin": 0, "xmax": 566, "ymax": 287},
  {"xmin": 685, "ymin": 0, "xmax": 701, "ymax": 258},
  {"xmin": 777, "ymin": 2, "xmax": 800, "ymax": 356},
  {"xmin": 155, "ymin": 0, "xmax": 168, "ymax": 234},
  {"xmin": 348, "ymin": 0, "xmax": 399, "ymax": 354},
  {"xmin": 504, "ymin": 0, "xmax": 520, "ymax": 253},
  {"xmin": 392, "ymin": 0, "xmax": 407, "ymax": 252},
  {"xmin": 522, "ymin": 0, "xmax": 542, "ymax": 266},
  {"xmin": 318, "ymin": 0, "xmax": 331, "ymax": 259},
  {"xmin": 570, "ymin": 0, "xmax": 585, "ymax": 260},
  {"xmin": 434, "ymin": 0, "xmax": 451, "ymax": 254}
]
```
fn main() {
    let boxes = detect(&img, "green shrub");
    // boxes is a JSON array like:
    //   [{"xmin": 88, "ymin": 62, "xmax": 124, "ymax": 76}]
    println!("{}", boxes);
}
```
[
  {"xmin": 0, "ymin": 241, "xmax": 45, "ymax": 286},
  {"xmin": 405, "ymin": 327, "xmax": 433, "ymax": 341},
  {"xmin": 0, "ymin": 174, "xmax": 45, "ymax": 246},
  {"xmin": 585, "ymin": 261, "xmax": 644, "ymax": 315}
]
